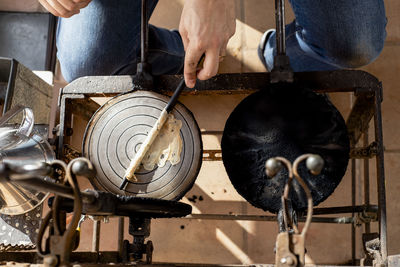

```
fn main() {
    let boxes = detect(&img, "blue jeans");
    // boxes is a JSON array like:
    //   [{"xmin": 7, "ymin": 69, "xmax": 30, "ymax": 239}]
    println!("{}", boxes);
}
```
[
  {"xmin": 57, "ymin": 0, "xmax": 386, "ymax": 82},
  {"xmin": 57, "ymin": 0, "xmax": 184, "ymax": 82},
  {"xmin": 264, "ymin": 0, "xmax": 387, "ymax": 71}
]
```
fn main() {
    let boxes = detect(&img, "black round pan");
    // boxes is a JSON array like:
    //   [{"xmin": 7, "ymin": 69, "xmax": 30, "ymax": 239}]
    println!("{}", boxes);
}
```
[{"xmin": 221, "ymin": 84, "xmax": 350, "ymax": 213}]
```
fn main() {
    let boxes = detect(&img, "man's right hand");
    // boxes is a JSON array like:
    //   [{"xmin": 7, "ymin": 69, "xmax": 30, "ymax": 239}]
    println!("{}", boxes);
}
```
[
  {"xmin": 179, "ymin": 0, "xmax": 236, "ymax": 88},
  {"xmin": 39, "ymin": 0, "xmax": 91, "ymax": 18}
]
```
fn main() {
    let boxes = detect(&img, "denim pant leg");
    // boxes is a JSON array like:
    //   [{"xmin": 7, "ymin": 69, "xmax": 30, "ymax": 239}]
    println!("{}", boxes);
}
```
[
  {"xmin": 57, "ymin": 0, "xmax": 184, "ymax": 82},
  {"xmin": 263, "ymin": 0, "xmax": 387, "ymax": 72}
]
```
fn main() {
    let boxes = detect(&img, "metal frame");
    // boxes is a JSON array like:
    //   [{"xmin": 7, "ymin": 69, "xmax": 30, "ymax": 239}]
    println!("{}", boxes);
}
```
[{"xmin": 55, "ymin": 69, "xmax": 387, "ymax": 265}]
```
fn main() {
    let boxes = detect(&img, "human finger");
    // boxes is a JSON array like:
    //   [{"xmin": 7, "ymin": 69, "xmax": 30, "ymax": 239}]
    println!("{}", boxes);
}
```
[
  {"xmin": 197, "ymin": 48, "xmax": 219, "ymax": 81},
  {"xmin": 219, "ymin": 39, "xmax": 228, "ymax": 62},
  {"xmin": 61, "ymin": 0, "xmax": 91, "ymax": 10},
  {"xmin": 179, "ymin": 28, "xmax": 189, "ymax": 52},
  {"xmin": 39, "ymin": 0, "xmax": 78, "ymax": 17},
  {"xmin": 58, "ymin": 0, "xmax": 81, "ymax": 11},
  {"xmin": 47, "ymin": 0, "xmax": 77, "ymax": 14},
  {"xmin": 77, "ymin": 0, "xmax": 91, "ymax": 9},
  {"xmin": 39, "ymin": 0, "xmax": 62, "ymax": 16},
  {"xmin": 72, "ymin": 0, "xmax": 92, "ymax": 3},
  {"xmin": 184, "ymin": 44, "xmax": 204, "ymax": 88}
]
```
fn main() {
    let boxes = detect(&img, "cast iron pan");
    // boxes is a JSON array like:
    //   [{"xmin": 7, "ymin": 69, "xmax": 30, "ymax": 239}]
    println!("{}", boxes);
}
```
[
  {"xmin": 221, "ymin": 83, "xmax": 350, "ymax": 213},
  {"xmin": 83, "ymin": 91, "xmax": 202, "ymax": 201}
]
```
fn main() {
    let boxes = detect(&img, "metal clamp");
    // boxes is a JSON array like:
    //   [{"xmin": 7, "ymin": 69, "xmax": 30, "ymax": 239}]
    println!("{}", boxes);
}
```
[
  {"xmin": 266, "ymin": 154, "xmax": 324, "ymax": 267},
  {"xmin": 36, "ymin": 158, "xmax": 94, "ymax": 267}
]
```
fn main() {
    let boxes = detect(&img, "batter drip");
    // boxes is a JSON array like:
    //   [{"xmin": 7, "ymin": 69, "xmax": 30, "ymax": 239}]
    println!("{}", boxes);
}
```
[{"xmin": 142, "ymin": 114, "xmax": 183, "ymax": 171}]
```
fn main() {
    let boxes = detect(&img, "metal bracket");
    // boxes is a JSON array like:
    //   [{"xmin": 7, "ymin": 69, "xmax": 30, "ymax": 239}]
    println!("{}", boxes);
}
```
[
  {"xmin": 122, "ymin": 217, "xmax": 153, "ymax": 263},
  {"xmin": 350, "ymin": 142, "xmax": 378, "ymax": 159},
  {"xmin": 361, "ymin": 233, "xmax": 385, "ymax": 267},
  {"xmin": 275, "ymin": 232, "xmax": 305, "ymax": 267}
]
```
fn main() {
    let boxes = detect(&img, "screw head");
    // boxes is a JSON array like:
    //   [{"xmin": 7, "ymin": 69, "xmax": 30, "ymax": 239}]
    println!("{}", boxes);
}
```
[{"xmin": 280, "ymin": 256, "xmax": 295, "ymax": 266}]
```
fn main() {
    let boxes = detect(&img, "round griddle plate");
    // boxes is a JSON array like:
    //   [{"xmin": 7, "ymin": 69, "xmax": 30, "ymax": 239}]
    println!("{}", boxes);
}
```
[
  {"xmin": 83, "ymin": 91, "xmax": 202, "ymax": 200},
  {"xmin": 221, "ymin": 85, "xmax": 350, "ymax": 213}
]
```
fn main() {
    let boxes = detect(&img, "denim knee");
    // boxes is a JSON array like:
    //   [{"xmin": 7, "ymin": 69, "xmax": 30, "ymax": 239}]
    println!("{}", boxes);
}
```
[
  {"xmin": 326, "ymin": 31, "xmax": 386, "ymax": 69},
  {"xmin": 57, "ymin": 48, "xmax": 138, "ymax": 83},
  {"xmin": 58, "ymin": 54, "xmax": 90, "ymax": 83}
]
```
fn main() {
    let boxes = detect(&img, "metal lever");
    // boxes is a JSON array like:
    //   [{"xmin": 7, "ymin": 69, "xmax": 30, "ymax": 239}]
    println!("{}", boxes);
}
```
[
  {"xmin": 275, "ymin": 0, "xmax": 286, "ymax": 56},
  {"xmin": 266, "ymin": 154, "xmax": 323, "ymax": 267},
  {"xmin": 135, "ymin": 0, "xmax": 153, "ymax": 89},
  {"xmin": 271, "ymin": 0, "xmax": 294, "ymax": 83}
]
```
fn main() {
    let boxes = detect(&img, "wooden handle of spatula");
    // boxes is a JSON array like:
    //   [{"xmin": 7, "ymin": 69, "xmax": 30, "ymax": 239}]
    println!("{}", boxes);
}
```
[{"xmin": 124, "ymin": 109, "xmax": 169, "ymax": 182}]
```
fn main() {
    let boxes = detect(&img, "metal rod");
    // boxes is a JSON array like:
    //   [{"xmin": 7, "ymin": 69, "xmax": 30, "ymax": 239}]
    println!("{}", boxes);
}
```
[
  {"xmin": 200, "ymin": 130, "xmax": 223, "ymax": 135},
  {"xmin": 92, "ymin": 220, "xmax": 101, "ymax": 253},
  {"xmin": 275, "ymin": 0, "xmax": 286, "ymax": 55},
  {"xmin": 385, "ymin": 148, "xmax": 400, "ymax": 153},
  {"xmin": 351, "ymin": 158, "xmax": 356, "ymax": 264},
  {"xmin": 185, "ymin": 214, "xmax": 354, "ymax": 224},
  {"xmin": 16, "ymin": 178, "xmax": 96, "ymax": 204},
  {"xmin": 141, "ymin": 0, "xmax": 148, "ymax": 64},
  {"xmin": 58, "ymin": 96, "xmax": 67, "ymax": 159},
  {"xmin": 374, "ymin": 86, "xmax": 388, "ymax": 262},
  {"xmin": 310, "ymin": 205, "xmax": 377, "ymax": 215},
  {"xmin": 3, "ymin": 59, "xmax": 17, "ymax": 114},
  {"xmin": 45, "ymin": 15, "xmax": 58, "ymax": 72},
  {"xmin": 364, "ymin": 132, "xmax": 371, "ymax": 234},
  {"xmin": 118, "ymin": 217, "xmax": 124, "ymax": 259}
]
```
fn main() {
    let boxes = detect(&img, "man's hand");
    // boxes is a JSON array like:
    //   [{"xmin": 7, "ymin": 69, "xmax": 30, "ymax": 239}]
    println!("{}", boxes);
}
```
[
  {"xmin": 179, "ymin": 0, "xmax": 236, "ymax": 88},
  {"xmin": 39, "ymin": 0, "xmax": 91, "ymax": 18}
]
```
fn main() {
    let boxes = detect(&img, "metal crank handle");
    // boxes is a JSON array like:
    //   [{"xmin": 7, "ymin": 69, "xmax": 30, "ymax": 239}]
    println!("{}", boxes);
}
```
[{"xmin": 120, "ymin": 78, "xmax": 186, "ymax": 190}]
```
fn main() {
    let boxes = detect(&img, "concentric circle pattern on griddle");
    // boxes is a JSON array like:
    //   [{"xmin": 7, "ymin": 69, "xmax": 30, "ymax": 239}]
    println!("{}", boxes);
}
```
[{"xmin": 83, "ymin": 91, "xmax": 202, "ymax": 200}]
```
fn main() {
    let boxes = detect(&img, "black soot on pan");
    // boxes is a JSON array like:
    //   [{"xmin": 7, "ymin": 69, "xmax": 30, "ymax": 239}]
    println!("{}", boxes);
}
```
[{"xmin": 221, "ymin": 84, "xmax": 350, "ymax": 213}]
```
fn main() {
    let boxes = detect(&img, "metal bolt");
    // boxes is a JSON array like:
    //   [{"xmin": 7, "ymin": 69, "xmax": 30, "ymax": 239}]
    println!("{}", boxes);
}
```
[
  {"xmin": 265, "ymin": 158, "xmax": 283, "ymax": 178},
  {"xmin": 71, "ymin": 160, "xmax": 88, "ymax": 175},
  {"xmin": 280, "ymin": 256, "xmax": 295, "ymax": 266},
  {"xmin": 306, "ymin": 154, "xmax": 324, "ymax": 175},
  {"xmin": 66, "ymin": 128, "xmax": 73, "ymax": 136},
  {"xmin": 43, "ymin": 256, "xmax": 58, "ymax": 267}
]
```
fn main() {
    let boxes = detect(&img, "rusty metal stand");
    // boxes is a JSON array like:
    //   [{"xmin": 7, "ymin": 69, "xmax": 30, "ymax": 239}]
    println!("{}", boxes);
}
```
[
  {"xmin": 55, "ymin": 69, "xmax": 388, "ymax": 266},
  {"xmin": 53, "ymin": 0, "xmax": 387, "ymax": 265}
]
